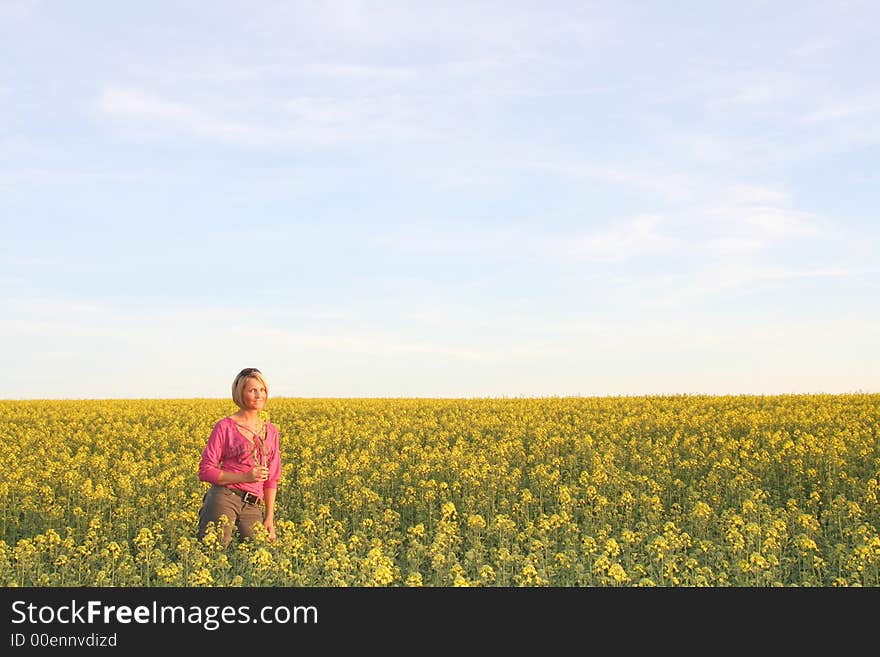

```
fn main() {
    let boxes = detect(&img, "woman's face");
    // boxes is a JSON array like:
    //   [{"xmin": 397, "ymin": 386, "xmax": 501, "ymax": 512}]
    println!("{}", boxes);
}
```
[{"xmin": 241, "ymin": 376, "xmax": 267, "ymax": 411}]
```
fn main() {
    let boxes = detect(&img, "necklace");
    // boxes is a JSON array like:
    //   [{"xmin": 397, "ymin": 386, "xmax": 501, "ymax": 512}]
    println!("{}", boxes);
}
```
[
  {"xmin": 234, "ymin": 419, "xmax": 264, "ymax": 436},
  {"xmin": 233, "ymin": 418, "xmax": 268, "ymax": 467}
]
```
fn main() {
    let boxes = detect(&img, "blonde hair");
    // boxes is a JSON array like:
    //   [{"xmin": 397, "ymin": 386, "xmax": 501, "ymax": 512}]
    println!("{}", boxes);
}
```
[{"xmin": 231, "ymin": 368, "xmax": 269, "ymax": 408}]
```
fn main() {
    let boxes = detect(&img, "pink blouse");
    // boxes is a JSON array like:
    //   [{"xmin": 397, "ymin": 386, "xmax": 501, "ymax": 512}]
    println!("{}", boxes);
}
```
[{"xmin": 198, "ymin": 416, "xmax": 281, "ymax": 500}]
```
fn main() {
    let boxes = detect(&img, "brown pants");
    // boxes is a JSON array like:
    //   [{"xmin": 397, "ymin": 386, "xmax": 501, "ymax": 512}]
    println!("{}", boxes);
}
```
[{"xmin": 197, "ymin": 486, "xmax": 265, "ymax": 547}]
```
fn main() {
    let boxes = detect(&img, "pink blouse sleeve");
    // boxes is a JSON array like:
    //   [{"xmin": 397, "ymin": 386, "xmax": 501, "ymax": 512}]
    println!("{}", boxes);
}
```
[
  {"xmin": 263, "ymin": 423, "xmax": 281, "ymax": 491},
  {"xmin": 198, "ymin": 421, "xmax": 226, "ymax": 485}
]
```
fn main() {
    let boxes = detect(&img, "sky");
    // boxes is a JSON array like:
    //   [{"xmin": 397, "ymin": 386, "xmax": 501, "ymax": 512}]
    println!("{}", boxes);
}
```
[{"xmin": 2, "ymin": 1, "xmax": 878, "ymax": 399}]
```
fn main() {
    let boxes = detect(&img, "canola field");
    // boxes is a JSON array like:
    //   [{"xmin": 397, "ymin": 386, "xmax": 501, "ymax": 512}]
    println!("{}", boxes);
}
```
[{"xmin": 1, "ymin": 394, "xmax": 878, "ymax": 587}]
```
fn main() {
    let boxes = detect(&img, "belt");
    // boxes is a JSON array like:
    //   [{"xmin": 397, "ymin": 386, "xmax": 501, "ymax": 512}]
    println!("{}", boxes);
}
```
[{"xmin": 228, "ymin": 488, "xmax": 262, "ymax": 506}]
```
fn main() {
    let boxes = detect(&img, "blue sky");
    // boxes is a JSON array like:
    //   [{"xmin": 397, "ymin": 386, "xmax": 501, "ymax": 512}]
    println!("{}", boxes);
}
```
[{"xmin": 2, "ymin": 1, "xmax": 878, "ymax": 399}]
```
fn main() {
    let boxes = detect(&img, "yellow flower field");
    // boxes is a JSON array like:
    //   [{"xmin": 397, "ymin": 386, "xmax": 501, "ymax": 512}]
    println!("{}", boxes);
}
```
[{"xmin": 1, "ymin": 394, "xmax": 878, "ymax": 586}]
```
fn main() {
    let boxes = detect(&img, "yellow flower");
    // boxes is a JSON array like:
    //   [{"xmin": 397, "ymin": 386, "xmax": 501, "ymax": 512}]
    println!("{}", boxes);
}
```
[{"xmin": 608, "ymin": 563, "xmax": 629, "ymax": 584}]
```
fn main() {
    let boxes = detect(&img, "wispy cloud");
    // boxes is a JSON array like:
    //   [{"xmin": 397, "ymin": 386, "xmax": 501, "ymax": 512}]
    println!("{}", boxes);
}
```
[
  {"xmin": 641, "ymin": 263, "xmax": 876, "ymax": 309},
  {"xmin": 0, "ymin": 0, "xmax": 36, "ymax": 20},
  {"xmin": 374, "ymin": 214, "xmax": 681, "ymax": 265},
  {"xmin": 0, "ymin": 166, "xmax": 141, "ymax": 188},
  {"xmin": 282, "ymin": 94, "xmax": 413, "ymax": 126},
  {"xmin": 301, "ymin": 63, "xmax": 419, "ymax": 81},
  {"xmin": 558, "ymin": 215, "xmax": 679, "ymax": 262},
  {"xmin": 711, "ymin": 71, "xmax": 800, "ymax": 108},
  {"xmin": 97, "ymin": 88, "xmax": 274, "ymax": 143},
  {"xmin": 96, "ymin": 87, "xmax": 427, "ymax": 146},
  {"xmin": 532, "ymin": 158, "xmax": 699, "ymax": 203},
  {"xmin": 703, "ymin": 205, "xmax": 821, "ymax": 255},
  {"xmin": 373, "ymin": 196, "xmax": 825, "ymax": 267},
  {"xmin": 373, "ymin": 224, "xmax": 530, "ymax": 258},
  {"xmin": 802, "ymin": 95, "xmax": 880, "ymax": 122}
]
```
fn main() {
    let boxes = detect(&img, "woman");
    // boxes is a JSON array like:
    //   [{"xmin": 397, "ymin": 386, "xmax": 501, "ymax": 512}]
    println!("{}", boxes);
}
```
[{"xmin": 197, "ymin": 367, "xmax": 281, "ymax": 547}]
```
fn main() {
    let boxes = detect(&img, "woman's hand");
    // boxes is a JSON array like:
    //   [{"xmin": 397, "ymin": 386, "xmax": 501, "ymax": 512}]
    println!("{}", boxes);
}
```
[
  {"xmin": 263, "ymin": 518, "xmax": 276, "ymax": 542},
  {"xmin": 246, "ymin": 465, "xmax": 270, "ymax": 483}
]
